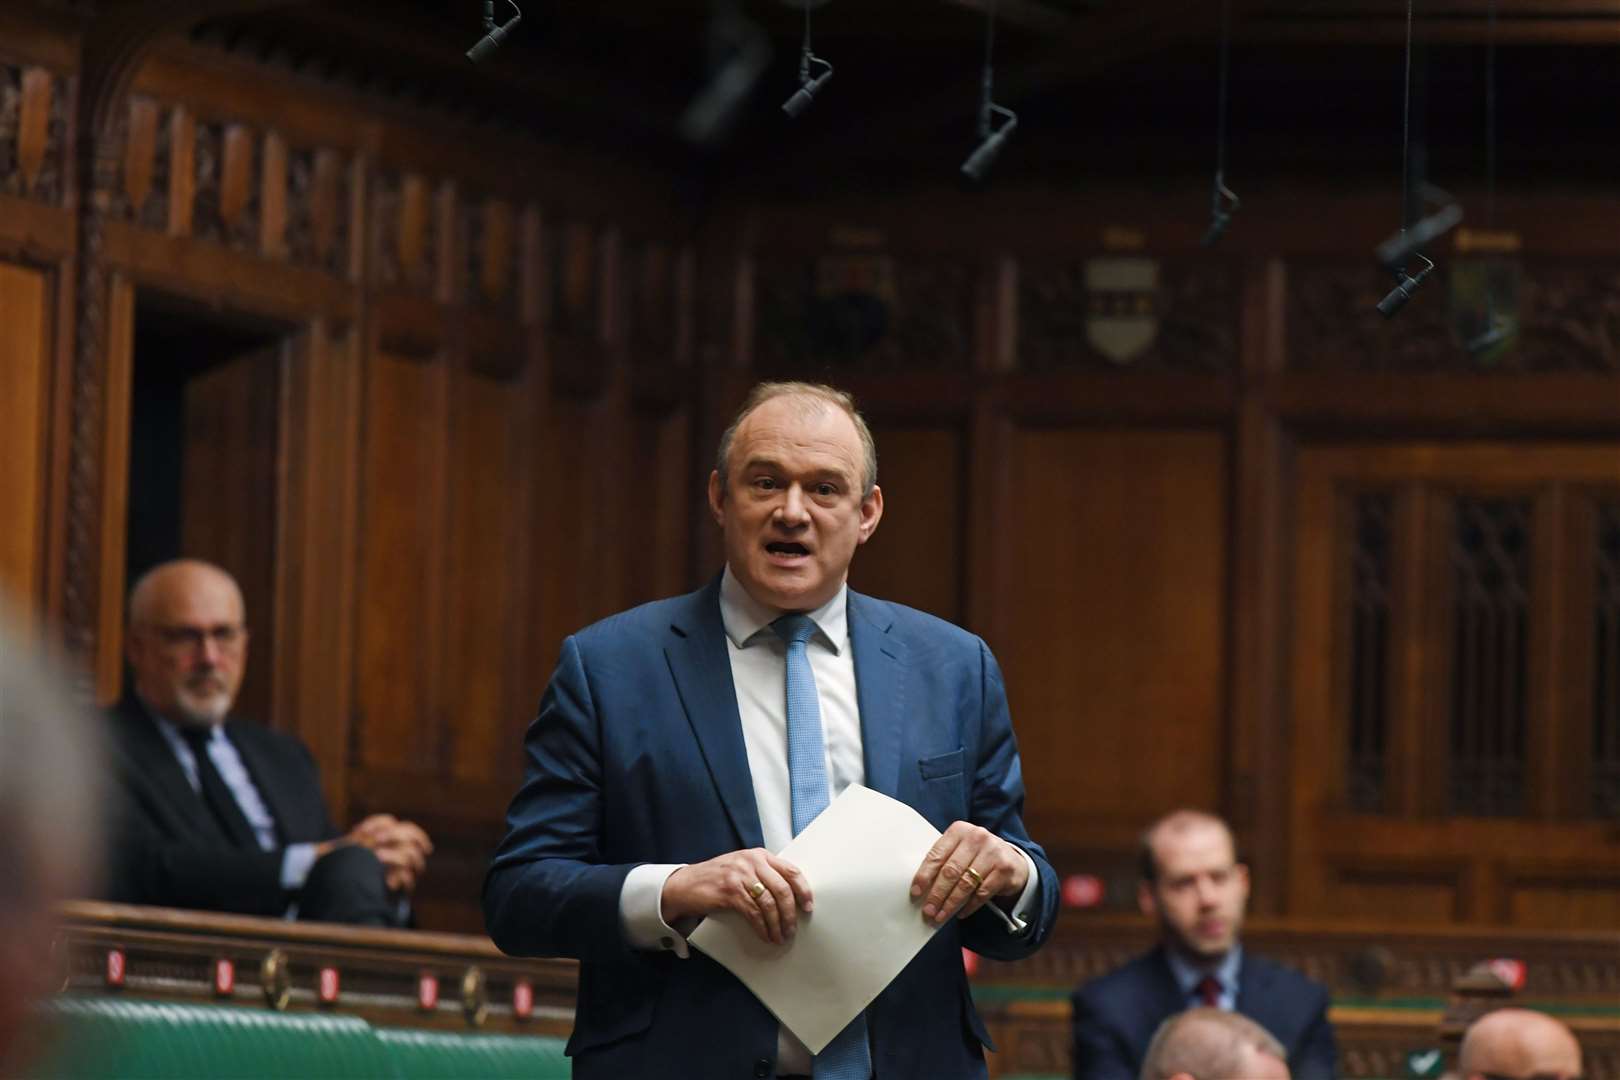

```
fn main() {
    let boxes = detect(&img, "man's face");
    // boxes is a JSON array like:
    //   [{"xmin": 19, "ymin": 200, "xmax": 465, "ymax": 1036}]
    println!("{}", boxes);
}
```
[
  {"xmin": 126, "ymin": 567, "xmax": 249, "ymax": 727},
  {"xmin": 709, "ymin": 395, "xmax": 883, "ymax": 613},
  {"xmin": 1139, "ymin": 821, "xmax": 1250, "ymax": 960}
]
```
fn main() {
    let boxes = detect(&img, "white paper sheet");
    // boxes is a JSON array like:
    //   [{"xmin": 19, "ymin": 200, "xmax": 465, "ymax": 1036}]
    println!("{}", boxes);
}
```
[{"xmin": 688, "ymin": 784, "xmax": 943, "ymax": 1054}]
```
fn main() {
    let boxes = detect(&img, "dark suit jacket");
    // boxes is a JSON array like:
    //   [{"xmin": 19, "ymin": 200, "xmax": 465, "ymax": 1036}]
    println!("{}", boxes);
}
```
[
  {"xmin": 484, "ymin": 578, "xmax": 1061, "ymax": 1080},
  {"xmin": 102, "ymin": 696, "xmax": 339, "ymax": 916},
  {"xmin": 1070, "ymin": 945, "xmax": 1338, "ymax": 1080}
]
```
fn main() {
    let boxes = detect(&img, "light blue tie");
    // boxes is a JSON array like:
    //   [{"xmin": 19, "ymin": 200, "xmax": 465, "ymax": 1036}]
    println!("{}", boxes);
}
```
[{"xmin": 772, "ymin": 614, "xmax": 872, "ymax": 1080}]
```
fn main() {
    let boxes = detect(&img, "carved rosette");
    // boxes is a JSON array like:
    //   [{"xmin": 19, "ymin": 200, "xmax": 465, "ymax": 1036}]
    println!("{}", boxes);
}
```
[{"xmin": 754, "ymin": 252, "xmax": 973, "ymax": 374}]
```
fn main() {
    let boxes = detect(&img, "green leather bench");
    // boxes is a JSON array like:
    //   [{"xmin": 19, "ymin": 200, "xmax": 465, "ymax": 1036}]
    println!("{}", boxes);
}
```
[{"xmin": 29, "ymin": 997, "xmax": 571, "ymax": 1079}]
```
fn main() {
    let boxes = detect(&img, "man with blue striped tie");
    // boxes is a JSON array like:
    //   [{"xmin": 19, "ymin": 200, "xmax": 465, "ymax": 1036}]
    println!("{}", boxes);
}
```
[{"xmin": 486, "ymin": 381, "xmax": 1060, "ymax": 1079}]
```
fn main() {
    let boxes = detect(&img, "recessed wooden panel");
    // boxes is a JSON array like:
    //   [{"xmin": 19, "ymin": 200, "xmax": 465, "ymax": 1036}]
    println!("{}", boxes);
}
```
[
  {"xmin": 0, "ymin": 261, "xmax": 48, "ymax": 620},
  {"xmin": 995, "ymin": 426, "xmax": 1228, "ymax": 844},
  {"xmin": 355, "ymin": 351, "xmax": 446, "ymax": 772},
  {"xmin": 1506, "ymin": 875, "xmax": 1620, "ymax": 928},
  {"xmin": 443, "ymin": 365, "xmax": 525, "ymax": 787},
  {"xmin": 1321, "ymin": 863, "xmax": 1463, "ymax": 924},
  {"xmin": 848, "ymin": 425, "xmax": 964, "ymax": 625},
  {"xmin": 181, "ymin": 347, "xmax": 281, "ymax": 726}
]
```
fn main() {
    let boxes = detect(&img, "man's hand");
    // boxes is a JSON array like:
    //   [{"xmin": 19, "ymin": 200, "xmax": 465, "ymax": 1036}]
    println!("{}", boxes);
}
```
[
  {"xmin": 317, "ymin": 814, "xmax": 434, "ymax": 895},
  {"xmin": 661, "ymin": 849, "xmax": 813, "ymax": 946},
  {"xmin": 910, "ymin": 822, "xmax": 1029, "ymax": 926}
]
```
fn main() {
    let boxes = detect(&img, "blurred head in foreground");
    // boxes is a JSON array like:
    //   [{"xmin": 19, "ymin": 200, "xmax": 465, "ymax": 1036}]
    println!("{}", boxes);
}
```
[
  {"xmin": 1459, "ymin": 1008, "xmax": 1582, "ymax": 1080},
  {"xmin": 1140, "ymin": 1007, "xmax": 1291, "ymax": 1080},
  {"xmin": 0, "ymin": 608, "xmax": 100, "ymax": 1067}
]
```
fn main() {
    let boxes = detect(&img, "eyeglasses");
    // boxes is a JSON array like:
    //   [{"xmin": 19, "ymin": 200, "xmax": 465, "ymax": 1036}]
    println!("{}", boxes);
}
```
[{"xmin": 146, "ymin": 624, "xmax": 247, "ymax": 653}]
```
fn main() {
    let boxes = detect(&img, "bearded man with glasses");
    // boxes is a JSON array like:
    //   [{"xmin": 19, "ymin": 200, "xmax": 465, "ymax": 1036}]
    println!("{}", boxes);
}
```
[{"xmin": 101, "ymin": 559, "xmax": 432, "ymax": 926}]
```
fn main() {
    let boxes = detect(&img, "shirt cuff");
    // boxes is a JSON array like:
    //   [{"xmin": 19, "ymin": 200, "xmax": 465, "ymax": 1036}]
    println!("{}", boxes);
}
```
[
  {"xmin": 281, "ymin": 843, "xmax": 320, "ymax": 891},
  {"xmin": 620, "ymin": 863, "xmax": 690, "ymax": 958},
  {"xmin": 992, "ymin": 846, "xmax": 1039, "ymax": 935}
]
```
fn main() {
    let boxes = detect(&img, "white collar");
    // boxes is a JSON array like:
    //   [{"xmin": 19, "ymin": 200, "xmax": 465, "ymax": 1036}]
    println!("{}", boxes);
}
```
[{"xmin": 719, "ymin": 565, "xmax": 847, "ymax": 654}]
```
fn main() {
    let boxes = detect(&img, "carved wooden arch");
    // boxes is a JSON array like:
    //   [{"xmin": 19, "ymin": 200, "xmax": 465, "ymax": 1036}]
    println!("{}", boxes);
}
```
[{"xmin": 61, "ymin": 1, "xmax": 314, "ymax": 672}]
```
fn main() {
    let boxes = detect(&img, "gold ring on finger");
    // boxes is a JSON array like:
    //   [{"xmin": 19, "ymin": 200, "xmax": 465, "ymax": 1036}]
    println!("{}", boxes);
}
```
[
  {"xmin": 747, "ymin": 880, "xmax": 767, "ymax": 901},
  {"xmin": 962, "ymin": 866, "xmax": 985, "ymax": 890}
]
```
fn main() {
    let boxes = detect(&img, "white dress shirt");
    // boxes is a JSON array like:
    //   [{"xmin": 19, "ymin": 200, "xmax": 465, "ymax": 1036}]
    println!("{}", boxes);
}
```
[{"xmin": 618, "ymin": 566, "xmax": 1038, "ymax": 1074}]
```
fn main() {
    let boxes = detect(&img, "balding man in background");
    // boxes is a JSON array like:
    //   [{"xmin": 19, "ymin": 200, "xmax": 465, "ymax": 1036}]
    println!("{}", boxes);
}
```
[
  {"xmin": 0, "ymin": 606, "xmax": 99, "ymax": 1073},
  {"xmin": 1139, "ymin": 1008, "xmax": 1291, "ymax": 1080},
  {"xmin": 101, "ymin": 559, "xmax": 432, "ymax": 926},
  {"xmin": 1458, "ymin": 1008, "xmax": 1582, "ymax": 1080},
  {"xmin": 1072, "ymin": 809, "xmax": 1336, "ymax": 1080}
]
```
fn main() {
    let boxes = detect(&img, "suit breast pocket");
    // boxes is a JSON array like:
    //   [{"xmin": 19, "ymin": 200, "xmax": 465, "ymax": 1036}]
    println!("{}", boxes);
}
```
[
  {"xmin": 918, "ymin": 748, "xmax": 965, "ymax": 781},
  {"xmin": 916, "ymin": 749, "xmax": 967, "ymax": 826}
]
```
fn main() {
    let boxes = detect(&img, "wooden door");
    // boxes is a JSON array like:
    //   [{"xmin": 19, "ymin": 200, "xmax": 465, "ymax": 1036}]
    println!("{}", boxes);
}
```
[{"xmin": 1289, "ymin": 442, "xmax": 1620, "ymax": 927}]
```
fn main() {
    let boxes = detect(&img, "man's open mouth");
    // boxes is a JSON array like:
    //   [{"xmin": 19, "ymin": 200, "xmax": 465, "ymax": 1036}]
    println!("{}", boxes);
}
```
[{"xmin": 766, "ymin": 542, "xmax": 810, "ymax": 557}]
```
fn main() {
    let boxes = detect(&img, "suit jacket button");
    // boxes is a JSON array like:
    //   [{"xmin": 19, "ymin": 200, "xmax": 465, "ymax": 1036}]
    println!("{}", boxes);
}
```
[
  {"xmin": 752, "ymin": 1060, "xmax": 771, "ymax": 1078},
  {"xmin": 660, "ymin": 937, "xmax": 674, "ymax": 950}
]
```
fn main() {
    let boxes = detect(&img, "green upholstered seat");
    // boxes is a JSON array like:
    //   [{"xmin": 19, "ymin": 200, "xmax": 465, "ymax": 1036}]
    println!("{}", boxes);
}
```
[
  {"xmin": 377, "ymin": 1028, "xmax": 570, "ymax": 1079},
  {"xmin": 33, "ymin": 997, "xmax": 398, "ymax": 1079},
  {"xmin": 28, "ymin": 997, "xmax": 571, "ymax": 1080}
]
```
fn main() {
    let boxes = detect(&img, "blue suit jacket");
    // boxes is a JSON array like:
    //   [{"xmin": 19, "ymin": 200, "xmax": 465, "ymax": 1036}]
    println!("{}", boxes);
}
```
[
  {"xmin": 484, "ymin": 578, "xmax": 1060, "ymax": 1079},
  {"xmin": 1070, "ymin": 945, "xmax": 1338, "ymax": 1080}
]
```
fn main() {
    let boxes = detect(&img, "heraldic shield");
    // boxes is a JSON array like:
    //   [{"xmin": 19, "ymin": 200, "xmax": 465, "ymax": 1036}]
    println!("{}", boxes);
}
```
[{"xmin": 1086, "ymin": 256, "xmax": 1160, "ymax": 365}]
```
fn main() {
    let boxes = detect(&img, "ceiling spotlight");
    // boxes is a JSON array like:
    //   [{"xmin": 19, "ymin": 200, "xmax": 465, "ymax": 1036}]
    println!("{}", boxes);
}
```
[
  {"xmin": 1376, "ymin": 254, "xmax": 1435, "ymax": 319},
  {"xmin": 466, "ymin": 0, "xmax": 523, "ymax": 64},
  {"xmin": 782, "ymin": 2, "xmax": 834, "ymax": 118},
  {"xmin": 961, "ymin": 1, "xmax": 1016, "ymax": 182},
  {"xmin": 680, "ymin": 1, "xmax": 772, "ymax": 146}
]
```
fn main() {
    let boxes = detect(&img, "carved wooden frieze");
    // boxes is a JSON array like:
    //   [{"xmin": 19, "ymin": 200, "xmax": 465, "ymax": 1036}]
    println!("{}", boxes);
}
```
[
  {"xmin": 754, "ymin": 251, "xmax": 973, "ymax": 374},
  {"xmin": 373, "ymin": 170, "xmax": 437, "ymax": 294},
  {"xmin": 627, "ymin": 239, "xmax": 675, "ymax": 363},
  {"xmin": 1019, "ymin": 256, "xmax": 1238, "ymax": 373},
  {"xmin": 463, "ymin": 194, "xmax": 518, "ymax": 316},
  {"xmin": 548, "ymin": 220, "xmax": 599, "ymax": 339},
  {"xmin": 286, "ymin": 146, "xmax": 349, "ymax": 276},
  {"xmin": 0, "ymin": 63, "xmax": 68, "ymax": 204},
  {"xmin": 189, "ymin": 120, "xmax": 261, "ymax": 252},
  {"xmin": 1288, "ymin": 261, "xmax": 1620, "ymax": 372}
]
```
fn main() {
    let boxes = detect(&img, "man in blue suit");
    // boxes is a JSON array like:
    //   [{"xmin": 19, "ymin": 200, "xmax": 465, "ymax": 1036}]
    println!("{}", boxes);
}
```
[
  {"xmin": 1070, "ymin": 811, "xmax": 1336, "ymax": 1080},
  {"xmin": 485, "ymin": 381, "xmax": 1059, "ymax": 1079}
]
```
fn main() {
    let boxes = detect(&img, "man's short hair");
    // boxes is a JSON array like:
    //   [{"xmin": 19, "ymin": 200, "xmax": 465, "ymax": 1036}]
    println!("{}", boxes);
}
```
[
  {"xmin": 1140, "ymin": 1007, "xmax": 1287, "ymax": 1080},
  {"xmin": 1138, "ymin": 809, "xmax": 1235, "ymax": 884},
  {"xmin": 713, "ymin": 381, "xmax": 879, "ymax": 498}
]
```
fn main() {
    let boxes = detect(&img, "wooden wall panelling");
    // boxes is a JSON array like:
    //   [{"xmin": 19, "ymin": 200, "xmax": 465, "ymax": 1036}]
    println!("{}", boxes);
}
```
[
  {"xmin": 274, "ymin": 323, "xmax": 363, "ymax": 824},
  {"xmin": 354, "ymin": 347, "xmax": 449, "ymax": 774},
  {"xmin": 179, "ymin": 343, "xmax": 283, "ymax": 727},
  {"xmin": 258, "ymin": 130, "xmax": 286, "ymax": 260},
  {"xmin": 93, "ymin": 275, "xmax": 136, "ymax": 704},
  {"xmin": 846, "ymin": 422, "xmax": 968, "ymax": 625},
  {"xmin": 0, "ymin": 261, "xmax": 50, "ymax": 622},
  {"xmin": 166, "ymin": 105, "xmax": 194, "ymax": 239},
  {"xmin": 991, "ymin": 424, "xmax": 1231, "ymax": 864}
]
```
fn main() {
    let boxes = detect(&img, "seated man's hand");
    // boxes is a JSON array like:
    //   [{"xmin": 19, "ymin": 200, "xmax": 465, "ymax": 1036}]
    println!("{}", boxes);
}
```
[
  {"xmin": 910, "ymin": 822, "xmax": 1029, "ymax": 926},
  {"xmin": 319, "ymin": 814, "xmax": 434, "ymax": 895},
  {"xmin": 661, "ymin": 849, "xmax": 813, "ymax": 946}
]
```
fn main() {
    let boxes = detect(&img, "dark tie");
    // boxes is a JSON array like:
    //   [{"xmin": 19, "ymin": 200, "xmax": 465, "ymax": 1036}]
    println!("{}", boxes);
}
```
[
  {"xmin": 770, "ymin": 614, "xmax": 871, "ymax": 1080},
  {"xmin": 1196, "ymin": 974, "xmax": 1223, "ymax": 1009},
  {"xmin": 178, "ymin": 726, "xmax": 259, "ymax": 849}
]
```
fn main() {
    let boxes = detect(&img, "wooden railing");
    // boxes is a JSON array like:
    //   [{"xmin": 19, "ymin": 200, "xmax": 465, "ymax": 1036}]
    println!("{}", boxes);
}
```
[{"xmin": 53, "ymin": 900, "xmax": 577, "ymax": 1038}]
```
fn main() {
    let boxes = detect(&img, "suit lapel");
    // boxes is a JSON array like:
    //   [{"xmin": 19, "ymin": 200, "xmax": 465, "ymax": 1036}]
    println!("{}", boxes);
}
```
[
  {"xmin": 227, "ymin": 722, "xmax": 294, "ymax": 844},
  {"xmin": 114, "ymin": 698, "xmax": 221, "ymax": 841},
  {"xmin": 848, "ymin": 591, "xmax": 907, "ymax": 802},
  {"xmin": 664, "ymin": 580, "xmax": 765, "ymax": 850}
]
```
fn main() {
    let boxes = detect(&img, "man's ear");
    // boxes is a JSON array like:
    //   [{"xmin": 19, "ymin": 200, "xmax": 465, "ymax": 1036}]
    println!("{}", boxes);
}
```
[
  {"xmin": 1138, "ymin": 880, "xmax": 1158, "ymax": 918},
  {"xmin": 707, "ymin": 471, "xmax": 726, "ymax": 526},
  {"xmin": 856, "ymin": 484, "xmax": 883, "ymax": 544}
]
